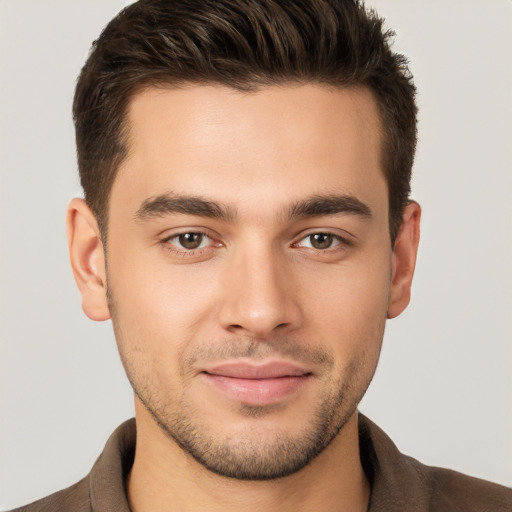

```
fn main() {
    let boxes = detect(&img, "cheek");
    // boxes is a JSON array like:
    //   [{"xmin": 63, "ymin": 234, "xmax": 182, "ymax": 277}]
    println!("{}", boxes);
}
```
[
  {"xmin": 300, "ymin": 255, "xmax": 391, "ymax": 353},
  {"xmin": 106, "ymin": 253, "xmax": 222, "ymax": 355}
]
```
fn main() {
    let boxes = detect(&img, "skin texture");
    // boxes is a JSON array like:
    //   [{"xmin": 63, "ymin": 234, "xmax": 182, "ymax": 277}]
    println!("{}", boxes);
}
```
[{"xmin": 67, "ymin": 84, "xmax": 420, "ymax": 512}]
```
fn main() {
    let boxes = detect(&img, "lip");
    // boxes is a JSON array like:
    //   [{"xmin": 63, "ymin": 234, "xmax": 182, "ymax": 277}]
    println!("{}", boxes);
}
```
[
  {"xmin": 201, "ymin": 361, "xmax": 312, "ymax": 406},
  {"xmin": 205, "ymin": 361, "xmax": 311, "ymax": 379}
]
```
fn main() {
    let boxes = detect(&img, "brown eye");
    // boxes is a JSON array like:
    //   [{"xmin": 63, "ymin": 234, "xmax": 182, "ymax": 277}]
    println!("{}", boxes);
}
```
[
  {"xmin": 178, "ymin": 233, "xmax": 204, "ymax": 249},
  {"xmin": 309, "ymin": 233, "xmax": 334, "ymax": 249}
]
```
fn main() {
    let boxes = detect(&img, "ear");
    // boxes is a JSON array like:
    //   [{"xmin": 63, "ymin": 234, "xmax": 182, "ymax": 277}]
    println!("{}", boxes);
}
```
[
  {"xmin": 67, "ymin": 198, "xmax": 110, "ymax": 321},
  {"xmin": 387, "ymin": 201, "xmax": 421, "ymax": 319}
]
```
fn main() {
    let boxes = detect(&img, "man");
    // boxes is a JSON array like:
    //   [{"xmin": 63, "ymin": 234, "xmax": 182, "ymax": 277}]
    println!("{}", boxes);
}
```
[{"xmin": 8, "ymin": 0, "xmax": 511, "ymax": 511}]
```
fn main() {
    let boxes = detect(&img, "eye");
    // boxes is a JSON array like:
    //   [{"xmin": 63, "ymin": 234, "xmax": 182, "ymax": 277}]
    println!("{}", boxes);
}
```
[
  {"xmin": 167, "ymin": 232, "xmax": 212, "ymax": 250},
  {"xmin": 296, "ymin": 233, "xmax": 344, "ymax": 250}
]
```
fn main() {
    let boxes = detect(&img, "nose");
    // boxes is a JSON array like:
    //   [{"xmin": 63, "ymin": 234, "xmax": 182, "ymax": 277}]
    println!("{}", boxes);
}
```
[{"xmin": 218, "ymin": 244, "xmax": 303, "ymax": 339}]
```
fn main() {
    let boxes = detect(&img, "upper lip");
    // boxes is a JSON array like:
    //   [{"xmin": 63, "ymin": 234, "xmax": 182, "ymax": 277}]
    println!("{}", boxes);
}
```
[{"xmin": 203, "ymin": 361, "xmax": 312, "ymax": 379}]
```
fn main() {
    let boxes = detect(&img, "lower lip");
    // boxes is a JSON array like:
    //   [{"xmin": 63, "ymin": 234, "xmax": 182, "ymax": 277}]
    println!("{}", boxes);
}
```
[{"xmin": 203, "ymin": 374, "xmax": 310, "ymax": 406}]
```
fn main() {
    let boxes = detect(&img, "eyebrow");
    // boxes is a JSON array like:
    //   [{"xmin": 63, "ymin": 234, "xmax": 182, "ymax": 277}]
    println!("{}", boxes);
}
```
[
  {"xmin": 134, "ymin": 192, "xmax": 372, "ymax": 223},
  {"xmin": 287, "ymin": 194, "xmax": 372, "ymax": 220},
  {"xmin": 134, "ymin": 193, "xmax": 236, "ymax": 222}
]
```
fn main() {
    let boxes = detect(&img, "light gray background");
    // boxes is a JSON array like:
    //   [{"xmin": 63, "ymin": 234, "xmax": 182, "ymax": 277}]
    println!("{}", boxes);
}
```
[{"xmin": 1, "ymin": 0, "xmax": 511, "ymax": 508}]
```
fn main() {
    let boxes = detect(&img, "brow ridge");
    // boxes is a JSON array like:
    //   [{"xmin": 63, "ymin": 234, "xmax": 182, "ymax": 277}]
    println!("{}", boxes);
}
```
[
  {"xmin": 135, "ymin": 193, "xmax": 235, "ymax": 221},
  {"xmin": 287, "ymin": 194, "xmax": 372, "ymax": 220},
  {"xmin": 135, "ymin": 192, "xmax": 372, "ymax": 223}
]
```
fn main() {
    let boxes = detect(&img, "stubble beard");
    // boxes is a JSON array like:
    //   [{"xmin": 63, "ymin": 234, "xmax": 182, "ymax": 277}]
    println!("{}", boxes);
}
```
[
  {"xmin": 108, "ymin": 289, "xmax": 381, "ymax": 481},
  {"xmin": 146, "ymin": 358, "xmax": 369, "ymax": 481},
  {"xmin": 119, "ymin": 339, "xmax": 376, "ymax": 481}
]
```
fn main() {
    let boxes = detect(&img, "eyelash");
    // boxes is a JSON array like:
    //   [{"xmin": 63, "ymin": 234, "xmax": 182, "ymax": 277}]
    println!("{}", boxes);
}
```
[
  {"xmin": 161, "ymin": 230, "xmax": 351, "ymax": 257},
  {"xmin": 161, "ymin": 231, "xmax": 220, "ymax": 257},
  {"xmin": 292, "ymin": 232, "xmax": 351, "ymax": 252}
]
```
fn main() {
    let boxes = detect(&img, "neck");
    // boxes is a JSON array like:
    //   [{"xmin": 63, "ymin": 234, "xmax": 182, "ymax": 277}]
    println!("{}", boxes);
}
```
[{"xmin": 127, "ymin": 401, "xmax": 370, "ymax": 512}]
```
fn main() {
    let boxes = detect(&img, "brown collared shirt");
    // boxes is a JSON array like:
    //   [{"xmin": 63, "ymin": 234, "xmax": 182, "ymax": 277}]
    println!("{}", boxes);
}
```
[{"xmin": 10, "ymin": 415, "xmax": 512, "ymax": 511}]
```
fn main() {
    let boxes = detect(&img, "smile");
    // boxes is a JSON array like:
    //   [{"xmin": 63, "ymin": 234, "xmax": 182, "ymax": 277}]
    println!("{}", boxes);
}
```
[{"xmin": 201, "ymin": 361, "xmax": 312, "ymax": 406}]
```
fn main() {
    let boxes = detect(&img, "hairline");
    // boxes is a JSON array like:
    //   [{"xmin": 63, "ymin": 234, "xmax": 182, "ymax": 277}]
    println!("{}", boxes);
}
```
[{"xmin": 97, "ymin": 79, "xmax": 394, "ymax": 247}]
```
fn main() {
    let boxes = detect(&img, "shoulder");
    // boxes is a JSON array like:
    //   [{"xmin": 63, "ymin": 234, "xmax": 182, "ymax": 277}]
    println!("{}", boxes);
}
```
[
  {"xmin": 358, "ymin": 413, "xmax": 512, "ymax": 512},
  {"xmin": 410, "ymin": 459, "xmax": 512, "ymax": 512},
  {"xmin": 7, "ymin": 478, "xmax": 90, "ymax": 512},
  {"xmin": 6, "ymin": 419, "xmax": 135, "ymax": 512}
]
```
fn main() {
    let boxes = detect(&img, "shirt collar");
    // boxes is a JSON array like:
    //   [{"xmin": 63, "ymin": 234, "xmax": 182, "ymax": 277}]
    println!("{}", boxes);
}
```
[{"xmin": 87, "ymin": 414, "xmax": 432, "ymax": 511}]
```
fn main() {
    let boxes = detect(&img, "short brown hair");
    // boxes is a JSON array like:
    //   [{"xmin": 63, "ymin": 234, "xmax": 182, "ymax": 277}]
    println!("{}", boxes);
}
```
[{"xmin": 73, "ymin": 0, "xmax": 417, "ymax": 243}]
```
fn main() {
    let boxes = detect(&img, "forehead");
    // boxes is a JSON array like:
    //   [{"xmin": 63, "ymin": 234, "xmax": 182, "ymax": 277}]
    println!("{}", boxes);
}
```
[{"xmin": 113, "ymin": 83, "xmax": 387, "ymax": 220}]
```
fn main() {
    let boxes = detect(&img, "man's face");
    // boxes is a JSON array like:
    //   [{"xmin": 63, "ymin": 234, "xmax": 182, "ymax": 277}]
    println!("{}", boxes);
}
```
[{"xmin": 104, "ymin": 84, "xmax": 395, "ymax": 479}]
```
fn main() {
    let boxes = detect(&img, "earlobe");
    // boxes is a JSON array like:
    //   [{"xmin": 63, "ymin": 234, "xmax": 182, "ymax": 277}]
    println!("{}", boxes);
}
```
[
  {"xmin": 387, "ymin": 201, "xmax": 421, "ymax": 319},
  {"xmin": 67, "ymin": 198, "xmax": 111, "ymax": 321}
]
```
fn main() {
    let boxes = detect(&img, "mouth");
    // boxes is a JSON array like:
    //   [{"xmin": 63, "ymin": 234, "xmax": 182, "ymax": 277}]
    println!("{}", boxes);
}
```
[{"xmin": 201, "ymin": 361, "xmax": 313, "ymax": 406}]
